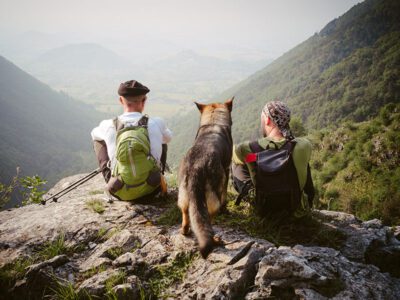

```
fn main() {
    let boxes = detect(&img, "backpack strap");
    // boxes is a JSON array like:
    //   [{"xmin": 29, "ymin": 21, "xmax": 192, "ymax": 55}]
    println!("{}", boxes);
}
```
[
  {"xmin": 249, "ymin": 139, "xmax": 282, "ymax": 152},
  {"xmin": 249, "ymin": 140, "xmax": 264, "ymax": 153},
  {"xmin": 138, "ymin": 115, "xmax": 149, "ymax": 127},
  {"xmin": 114, "ymin": 115, "xmax": 149, "ymax": 131},
  {"xmin": 113, "ymin": 117, "xmax": 124, "ymax": 131},
  {"xmin": 286, "ymin": 140, "xmax": 297, "ymax": 154}
]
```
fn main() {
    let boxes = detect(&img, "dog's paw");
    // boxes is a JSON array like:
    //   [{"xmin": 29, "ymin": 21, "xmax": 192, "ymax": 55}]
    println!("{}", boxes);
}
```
[
  {"xmin": 180, "ymin": 226, "xmax": 191, "ymax": 236},
  {"xmin": 213, "ymin": 236, "xmax": 224, "ymax": 246}
]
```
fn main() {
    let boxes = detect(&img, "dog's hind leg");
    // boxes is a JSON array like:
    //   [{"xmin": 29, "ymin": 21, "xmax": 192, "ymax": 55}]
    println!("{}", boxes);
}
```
[
  {"xmin": 181, "ymin": 207, "xmax": 190, "ymax": 236},
  {"xmin": 178, "ymin": 184, "xmax": 190, "ymax": 235}
]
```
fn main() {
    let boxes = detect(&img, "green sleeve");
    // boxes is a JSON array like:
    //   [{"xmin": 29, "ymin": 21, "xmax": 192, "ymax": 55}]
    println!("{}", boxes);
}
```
[
  {"xmin": 232, "ymin": 141, "xmax": 252, "ymax": 165},
  {"xmin": 292, "ymin": 138, "xmax": 312, "ymax": 189},
  {"xmin": 233, "ymin": 141, "xmax": 258, "ymax": 183}
]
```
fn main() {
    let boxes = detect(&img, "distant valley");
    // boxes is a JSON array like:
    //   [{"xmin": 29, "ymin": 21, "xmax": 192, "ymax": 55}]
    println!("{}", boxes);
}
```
[{"xmin": 2, "ymin": 40, "xmax": 272, "ymax": 118}]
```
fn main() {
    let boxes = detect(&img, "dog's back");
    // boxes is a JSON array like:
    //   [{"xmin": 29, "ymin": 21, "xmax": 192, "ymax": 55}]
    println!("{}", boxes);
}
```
[{"xmin": 178, "ymin": 98, "xmax": 233, "ymax": 258}]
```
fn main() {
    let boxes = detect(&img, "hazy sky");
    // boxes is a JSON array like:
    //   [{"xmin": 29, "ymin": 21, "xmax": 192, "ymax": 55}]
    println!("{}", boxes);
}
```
[{"xmin": 0, "ymin": 0, "xmax": 361, "ymax": 57}]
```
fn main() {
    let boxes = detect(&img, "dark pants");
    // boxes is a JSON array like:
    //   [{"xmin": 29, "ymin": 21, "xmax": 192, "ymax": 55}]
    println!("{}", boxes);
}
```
[{"xmin": 231, "ymin": 162, "xmax": 253, "ymax": 195}]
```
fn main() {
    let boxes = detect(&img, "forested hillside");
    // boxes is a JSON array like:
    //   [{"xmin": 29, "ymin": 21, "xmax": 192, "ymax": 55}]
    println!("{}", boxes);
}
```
[
  {"xmin": 0, "ymin": 55, "xmax": 106, "ymax": 206},
  {"xmin": 168, "ymin": 0, "xmax": 400, "ymax": 224},
  {"xmin": 223, "ymin": 0, "xmax": 400, "ymax": 138},
  {"xmin": 311, "ymin": 103, "xmax": 399, "ymax": 224}
]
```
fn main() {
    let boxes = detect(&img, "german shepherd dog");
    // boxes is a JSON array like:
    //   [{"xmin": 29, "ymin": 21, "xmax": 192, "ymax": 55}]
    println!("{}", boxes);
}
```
[{"xmin": 178, "ymin": 97, "xmax": 234, "ymax": 258}]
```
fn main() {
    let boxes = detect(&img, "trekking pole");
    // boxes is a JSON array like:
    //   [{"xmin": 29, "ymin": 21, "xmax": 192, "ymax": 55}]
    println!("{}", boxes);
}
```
[
  {"xmin": 47, "ymin": 170, "xmax": 100, "ymax": 202},
  {"xmin": 41, "ymin": 168, "xmax": 101, "ymax": 204},
  {"xmin": 41, "ymin": 169, "xmax": 100, "ymax": 204},
  {"xmin": 235, "ymin": 181, "xmax": 252, "ymax": 206}
]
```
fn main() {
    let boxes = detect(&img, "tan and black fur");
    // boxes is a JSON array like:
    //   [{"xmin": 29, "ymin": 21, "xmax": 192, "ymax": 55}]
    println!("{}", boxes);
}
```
[{"xmin": 178, "ymin": 97, "xmax": 234, "ymax": 258}]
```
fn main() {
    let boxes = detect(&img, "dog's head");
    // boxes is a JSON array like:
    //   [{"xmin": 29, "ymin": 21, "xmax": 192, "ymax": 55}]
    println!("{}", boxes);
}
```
[{"xmin": 194, "ymin": 97, "xmax": 234, "ymax": 127}]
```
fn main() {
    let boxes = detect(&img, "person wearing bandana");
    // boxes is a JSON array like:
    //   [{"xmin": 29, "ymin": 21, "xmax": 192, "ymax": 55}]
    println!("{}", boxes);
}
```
[{"xmin": 232, "ymin": 100, "xmax": 315, "ymax": 210}]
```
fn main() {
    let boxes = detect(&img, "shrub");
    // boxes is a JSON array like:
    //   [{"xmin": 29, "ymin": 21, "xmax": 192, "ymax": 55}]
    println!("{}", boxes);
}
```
[
  {"xmin": 0, "ymin": 167, "xmax": 47, "ymax": 208},
  {"xmin": 325, "ymin": 188, "xmax": 340, "ymax": 200}
]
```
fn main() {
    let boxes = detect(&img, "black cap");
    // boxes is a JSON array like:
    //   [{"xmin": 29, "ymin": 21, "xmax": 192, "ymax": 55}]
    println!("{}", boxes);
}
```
[{"xmin": 118, "ymin": 80, "xmax": 150, "ymax": 97}]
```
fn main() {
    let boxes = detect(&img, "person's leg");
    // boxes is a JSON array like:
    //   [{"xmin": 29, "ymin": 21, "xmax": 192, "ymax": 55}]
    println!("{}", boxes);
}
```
[
  {"xmin": 93, "ymin": 140, "xmax": 111, "ymax": 183},
  {"xmin": 231, "ymin": 163, "xmax": 253, "ymax": 194},
  {"xmin": 160, "ymin": 144, "xmax": 168, "ymax": 174},
  {"xmin": 132, "ymin": 186, "xmax": 162, "ymax": 204}
]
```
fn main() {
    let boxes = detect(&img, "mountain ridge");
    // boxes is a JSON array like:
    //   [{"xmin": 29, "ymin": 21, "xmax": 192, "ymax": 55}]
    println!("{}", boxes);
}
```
[{"xmin": 0, "ymin": 54, "xmax": 106, "ymax": 207}]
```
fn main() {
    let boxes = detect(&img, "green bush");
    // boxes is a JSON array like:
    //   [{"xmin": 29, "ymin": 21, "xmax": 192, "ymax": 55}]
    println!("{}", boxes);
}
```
[
  {"xmin": 310, "ymin": 103, "xmax": 400, "ymax": 224},
  {"xmin": 0, "ymin": 167, "xmax": 47, "ymax": 208}
]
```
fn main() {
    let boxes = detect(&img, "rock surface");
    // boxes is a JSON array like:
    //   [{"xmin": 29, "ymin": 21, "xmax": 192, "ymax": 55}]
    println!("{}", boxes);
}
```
[{"xmin": 0, "ymin": 173, "xmax": 399, "ymax": 299}]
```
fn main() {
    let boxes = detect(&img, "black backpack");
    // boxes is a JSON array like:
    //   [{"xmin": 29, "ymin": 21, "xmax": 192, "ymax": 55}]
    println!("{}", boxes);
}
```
[{"xmin": 249, "ymin": 140, "xmax": 301, "ymax": 216}]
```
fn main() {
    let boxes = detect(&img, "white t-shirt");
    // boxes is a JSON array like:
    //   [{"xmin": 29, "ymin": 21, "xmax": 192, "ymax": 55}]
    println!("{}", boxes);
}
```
[{"xmin": 91, "ymin": 112, "xmax": 172, "ymax": 169}]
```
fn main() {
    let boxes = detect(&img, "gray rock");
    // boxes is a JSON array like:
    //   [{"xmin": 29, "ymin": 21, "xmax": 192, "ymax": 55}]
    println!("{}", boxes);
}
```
[
  {"xmin": 168, "ymin": 234, "xmax": 272, "ymax": 300},
  {"xmin": 315, "ymin": 210, "xmax": 398, "ymax": 269},
  {"xmin": 79, "ymin": 229, "xmax": 139, "ymax": 272},
  {"xmin": 365, "ymin": 239, "xmax": 400, "ymax": 277},
  {"xmin": 11, "ymin": 265, "xmax": 59, "ymax": 300},
  {"xmin": 112, "ymin": 252, "xmax": 138, "ymax": 267},
  {"xmin": 111, "ymin": 282, "xmax": 140, "ymax": 300},
  {"xmin": 394, "ymin": 226, "xmax": 400, "ymax": 240},
  {"xmin": 78, "ymin": 269, "xmax": 120, "ymax": 296},
  {"xmin": 362, "ymin": 218, "xmax": 383, "ymax": 229},
  {"xmin": 88, "ymin": 242, "xmax": 97, "ymax": 250},
  {"xmin": 210, "ymin": 248, "xmax": 266, "ymax": 299},
  {"xmin": 1, "ymin": 174, "xmax": 399, "ymax": 300},
  {"xmin": 8, "ymin": 255, "xmax": 70, "ymax": 299},
  {"xmin": 247, "ymin": 245, "xmax": 400, "ymax": 299},
  {"xmin": 315, "ymin": 210, "xmax": 359, "ymax": 224},
  {"xmin": 25, "ymin": 254, "xmax": 69, "ymax": 276}
]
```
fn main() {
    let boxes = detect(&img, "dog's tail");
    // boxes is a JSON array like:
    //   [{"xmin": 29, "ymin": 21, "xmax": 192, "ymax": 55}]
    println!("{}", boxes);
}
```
[{"xmin": 187, "ymin": 174, "xmax": 214, "ymax": 258}]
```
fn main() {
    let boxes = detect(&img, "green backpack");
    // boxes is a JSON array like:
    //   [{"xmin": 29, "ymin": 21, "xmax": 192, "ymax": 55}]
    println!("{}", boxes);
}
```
[{"xmin": 111, "ymin": 115, "xmax": 160, "ymax": 200}]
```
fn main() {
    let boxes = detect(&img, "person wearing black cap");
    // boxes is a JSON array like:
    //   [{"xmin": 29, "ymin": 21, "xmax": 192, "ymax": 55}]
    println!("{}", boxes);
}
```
[{"xmin": 91, "ymin": 80, "xmax": 172, "ymax": 200}]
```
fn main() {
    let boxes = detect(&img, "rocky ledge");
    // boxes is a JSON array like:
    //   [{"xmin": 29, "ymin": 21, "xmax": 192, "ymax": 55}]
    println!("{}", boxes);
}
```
[{"xmin": 0, "ymin": 174, "xmax": 399, "ymax": 299}]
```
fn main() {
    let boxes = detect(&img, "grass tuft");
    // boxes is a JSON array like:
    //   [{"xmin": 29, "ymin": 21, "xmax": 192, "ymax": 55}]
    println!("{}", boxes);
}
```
[
  {"xmin": 89, "ymin": 190, "xmax": 104, "ymax": 195},
  {"xmin": 96, "ymin": 227, "xmax": 108, "ymax": 240},
  {"xmin": 104, "ymin": 270, "xmax": 127, "ymax": 300},
  {"xmin": 36, "ymin": 232, "xmax": 71, "ymax": 260},
  {"xmin": 155, "ymin": 187, "xmax": 345, "ymax": 249},
  {"xmin": 0, "ymin": 232, "xmax": 86, "ymax": 295},
  {"xmin": 81, "ymin": 265, "xmax": 107, "ymax": 281},
  {"xmin": 104, "ymin": 226, "xmax": 122, "ymax": 239},
  {"xmin": 105, "ymin": 247, "xmax": 124, "ymax": 260},
  {"xmin": 148, "ymin": 251, "xmax": 197, "ymax": 298},
  {"xmin": 86, "ymin": 199, "xmax": 106, "ymax": 214},
  {"xmin": 155, "ymin": 189, "xmax": 181, "ymax": 226},
  {"xmin": 0, "ymin": 257, "xmax": 35, "ymax": 290},
  {"xmin": 215, "ymin": 192, "xmax": 346, "ymax": 249},
  {"xmin": 50, "ymin": 280, "xmax": 91, "ymax": 300},
  {"xmin": 157, "ymin": 203, "xmax": 181, "ymax": 226}
]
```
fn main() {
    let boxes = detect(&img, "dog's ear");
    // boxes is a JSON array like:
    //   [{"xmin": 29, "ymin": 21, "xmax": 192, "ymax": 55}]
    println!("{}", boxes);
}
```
[
  {"xmin": 195, "ymin": 102, "xmax": 206, "ymax": 112},
  {"xmin": 224, "ymin": 97, "xmax": 234, "ymax": 112}
]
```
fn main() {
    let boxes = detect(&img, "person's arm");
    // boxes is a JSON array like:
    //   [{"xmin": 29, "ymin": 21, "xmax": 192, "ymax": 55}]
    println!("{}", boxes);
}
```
[
  {"xmin": 158, "ymin": 144, "xmax": 167, "ymax": 174},
  {"xmin": 233, "ymin": 141, "xmax": 260, "ymax": 184},
  {"xmin": 91, "ymin": 119, "xmax": 111, "ymax": 142},
  {"xmin": 91, "ymin": 119, "xmax": 115, "ymax": 182},
  {"xmin": 304, "ymin": 164, "xmax": 315, "ymax": 208},
  {"xmin": 153, "ymin": 117, "xmax": 172, "ymax": 144},
  {"xmin": 232, "ymin": 142, "xmax": 251, "ymax": 165}
]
